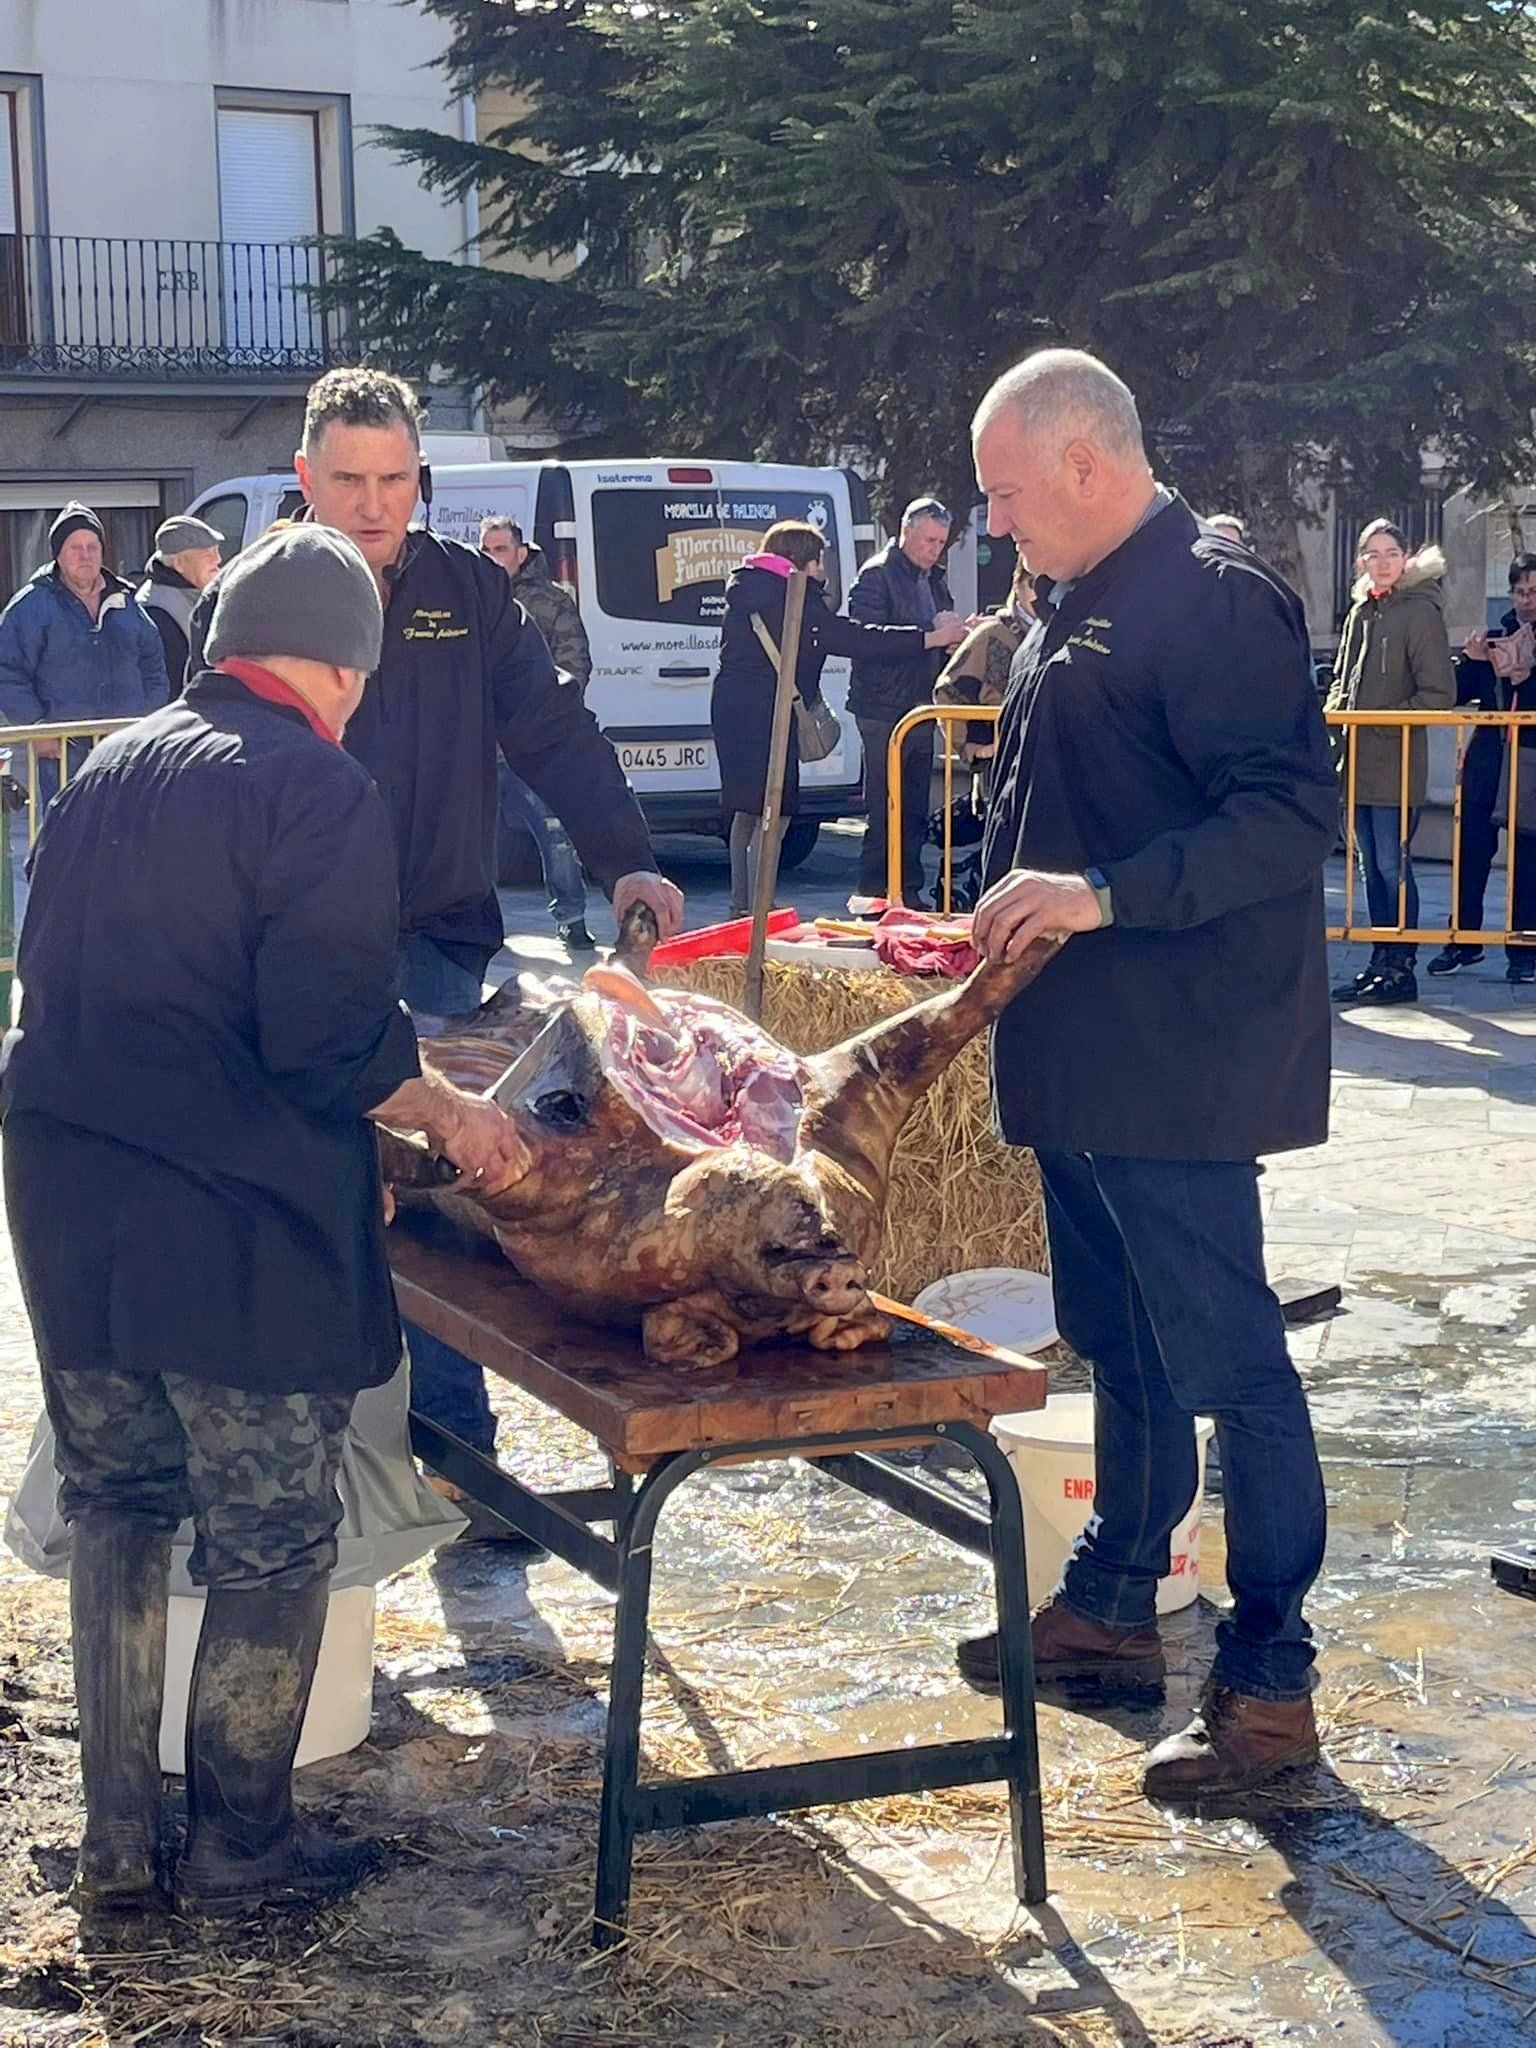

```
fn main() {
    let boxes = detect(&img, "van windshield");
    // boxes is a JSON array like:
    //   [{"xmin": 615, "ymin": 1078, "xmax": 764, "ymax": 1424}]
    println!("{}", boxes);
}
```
[{"xmin": 590, "ymin": 488, "xmax": 843, "ymax": 624}]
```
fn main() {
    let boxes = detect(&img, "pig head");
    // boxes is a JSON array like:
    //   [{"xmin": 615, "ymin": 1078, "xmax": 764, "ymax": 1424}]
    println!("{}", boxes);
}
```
[{"xmin": 381, "ymin": 937, "xmax": 1061, "ymax": 1370}]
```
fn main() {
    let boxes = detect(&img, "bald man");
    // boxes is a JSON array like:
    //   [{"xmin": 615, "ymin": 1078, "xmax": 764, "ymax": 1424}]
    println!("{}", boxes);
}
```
[{"xmin": 960, "ymin": 349, "xmax": 1338, "ymax": 1805}]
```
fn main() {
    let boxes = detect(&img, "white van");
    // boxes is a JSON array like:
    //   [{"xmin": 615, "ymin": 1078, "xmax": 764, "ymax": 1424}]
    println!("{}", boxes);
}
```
[{"xmin": 185, "ymin": 455, "xmax": 876, "ymax": 870}]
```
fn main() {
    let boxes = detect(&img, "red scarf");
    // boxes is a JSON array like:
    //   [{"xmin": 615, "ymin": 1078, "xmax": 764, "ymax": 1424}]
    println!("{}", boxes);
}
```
[{"xmin": 215, "ymin": 658, "xmax": 341, "ymax": 747}]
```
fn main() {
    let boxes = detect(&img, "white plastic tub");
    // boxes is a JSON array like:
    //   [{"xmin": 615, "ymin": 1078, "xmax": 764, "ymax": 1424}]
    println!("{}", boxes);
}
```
[
  {"xmin": 157, "ymin": 1585, "xmax": 376, "ymax": 1775},
  {"xmin": 991, "ymin": 1393, "xmax": 1214, "ymax": 1615}
]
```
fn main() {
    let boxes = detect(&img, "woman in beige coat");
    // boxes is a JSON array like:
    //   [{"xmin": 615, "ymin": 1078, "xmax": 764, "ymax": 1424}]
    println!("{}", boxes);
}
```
[{"xmin": 1326, "ymin": 520, "xmax": 1455, "ymax": 1004}]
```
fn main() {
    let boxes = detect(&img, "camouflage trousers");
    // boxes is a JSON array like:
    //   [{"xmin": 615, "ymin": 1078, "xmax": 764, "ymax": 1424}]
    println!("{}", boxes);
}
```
[{"xmin": 41, "ymin": 1364, "xmax": 354, "ymax": 1591}]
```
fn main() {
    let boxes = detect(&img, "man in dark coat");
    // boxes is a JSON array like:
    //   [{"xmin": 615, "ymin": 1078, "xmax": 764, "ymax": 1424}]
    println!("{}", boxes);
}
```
[
  {"xmin": 959, "ymin": 348, "xmax": 1337, "ymax": 1805},
  {"xmin": 187, "ymin": 368, "xmax": 684, "ymax": 1490},
  {"xmin": 1425, "ymin": 551, "xmax": 1536, "ymax": 982},
  {"xmin": 847, "ymin": 498, "xmax": 960, "ymax": 902},
  {"xmin": 136, "ymin": 514, "xmax": 224, "ymax": 692},
  {"xmin": 4, "ymin": 524, "xmax": 527, "ymax": 1918}
]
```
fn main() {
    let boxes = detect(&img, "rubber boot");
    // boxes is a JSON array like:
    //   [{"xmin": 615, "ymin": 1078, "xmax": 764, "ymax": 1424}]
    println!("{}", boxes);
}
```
[
  {"xmin": 70, "ymin": 1514, "xmax": 171, "ymax": 1907},
  {"xmin": 175, "ymin": 1579, "xmax": 377, "ymax": 1918}
]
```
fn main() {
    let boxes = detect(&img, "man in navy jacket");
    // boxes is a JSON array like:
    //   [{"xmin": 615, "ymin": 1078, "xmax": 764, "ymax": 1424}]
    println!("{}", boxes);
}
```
[
  {"xmin": 7, "ymin": 525, "xmax": 524, "ymax": 1917},
  {"xmin": 961, "ymin": 349, "xmax": 1337, "ymax": 1805}
]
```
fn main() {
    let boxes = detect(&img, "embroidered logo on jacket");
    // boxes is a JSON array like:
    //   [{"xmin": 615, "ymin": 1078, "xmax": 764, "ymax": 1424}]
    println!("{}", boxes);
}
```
[
  {"xmin": 1067, "ymin": 616, "xmax": 1113, "ymax": 657},
  {"xmin": 403, "ymin": 607, "xmax": 469, "ymax": 643}
]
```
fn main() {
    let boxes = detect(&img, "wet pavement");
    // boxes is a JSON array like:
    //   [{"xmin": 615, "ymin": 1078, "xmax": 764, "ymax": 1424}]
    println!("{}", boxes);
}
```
[
  {"xmin": 4, "ymin": 842, "xmax": 1536, "ymax": 2045},
  {"xmin": 476, "ymin": 842, "xmax": 1536, "ymax": 2043}
]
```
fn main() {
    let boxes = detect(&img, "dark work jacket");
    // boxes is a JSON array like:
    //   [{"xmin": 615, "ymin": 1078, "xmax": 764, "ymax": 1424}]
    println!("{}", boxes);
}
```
[
  {"xmin": 711, "ymin": 564, "xmax": 926, "ymax": 816},
  {"xmin": 136, "ymin": 557, "xmax": 201, "ymax": 696},
  {"xmin": 847, "ymin": 541, "xmax": 953, "ymax": 721},
  {"xmin": 1456, "ymin": 605, "xmax": 1536, "ymax": 780},
  {"xmin": 3, "ymin": 670, "xmax": 421, "ymax": 1395},
  {"xmin": 190, "ymin": 529, "xmax": 655, "ymax": 975},
  {"xmin": 981, "ymin": 497, "xmax": 1337, "ymax": 1162}
]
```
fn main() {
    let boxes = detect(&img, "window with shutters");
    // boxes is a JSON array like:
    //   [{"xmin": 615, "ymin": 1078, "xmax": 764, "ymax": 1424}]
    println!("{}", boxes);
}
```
[{"xmin": 217, "ymin": 106, "xmax": 323, "ymax": 358}]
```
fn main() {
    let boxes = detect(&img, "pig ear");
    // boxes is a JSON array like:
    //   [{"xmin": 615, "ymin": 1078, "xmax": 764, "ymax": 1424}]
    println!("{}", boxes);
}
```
[{"xmin": 801, "ymin": 937, "xmax": 1063, "ymax": 1190}]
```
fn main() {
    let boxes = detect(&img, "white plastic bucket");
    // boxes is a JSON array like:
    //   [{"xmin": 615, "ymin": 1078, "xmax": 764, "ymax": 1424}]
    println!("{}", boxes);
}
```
[
  {"xmin": 157, "ymin": 1585, "xmax": 377, "ymax": 1775},
  {"xmin": 991, "ymin": 1393, "xmax": 1214, "ymax": 1615}
]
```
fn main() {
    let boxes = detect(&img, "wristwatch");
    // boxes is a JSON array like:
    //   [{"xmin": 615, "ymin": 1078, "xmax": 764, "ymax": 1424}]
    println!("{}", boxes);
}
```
[{"xmin": 1083, "ymin": 865, "xmax": 1114, "ymax": 928}]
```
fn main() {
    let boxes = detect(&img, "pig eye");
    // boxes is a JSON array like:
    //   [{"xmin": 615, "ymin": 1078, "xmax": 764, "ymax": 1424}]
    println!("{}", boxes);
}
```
[{"xmin": 533, "ymin": 1089, "xmax": 588, "ymax": 1128}]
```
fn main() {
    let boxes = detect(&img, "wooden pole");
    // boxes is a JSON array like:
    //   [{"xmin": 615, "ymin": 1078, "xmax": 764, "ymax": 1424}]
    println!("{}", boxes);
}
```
[{"xmin": 743, "ymin": 567, "xmax": 809, "ymax": 1024}]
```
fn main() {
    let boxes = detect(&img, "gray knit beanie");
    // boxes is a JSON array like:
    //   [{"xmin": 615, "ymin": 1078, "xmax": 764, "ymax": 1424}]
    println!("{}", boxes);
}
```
[{"xmin": 206, "ymin": 524, "xmax": 383, "ymax": 672}]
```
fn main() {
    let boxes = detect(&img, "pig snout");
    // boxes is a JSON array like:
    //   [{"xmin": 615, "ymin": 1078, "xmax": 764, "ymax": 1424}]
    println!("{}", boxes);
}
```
[{"xmin": 797, "ymin": 1256, "xmax": 869, "ymax": 1318}]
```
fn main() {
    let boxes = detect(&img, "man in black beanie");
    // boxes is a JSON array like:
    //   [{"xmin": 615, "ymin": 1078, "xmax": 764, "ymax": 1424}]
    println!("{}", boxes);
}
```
[
  {"xmin": 0, "ymin": 497, "xmax": 168, "ymax": 800},
  {"xmin": 4, "ymin": 523, "xmax": 528, "ymax": 1921}
]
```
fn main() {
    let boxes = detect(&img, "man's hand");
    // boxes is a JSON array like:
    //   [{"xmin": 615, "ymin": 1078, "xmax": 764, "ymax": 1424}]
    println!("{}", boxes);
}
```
[
  {"xmin": 613, "ymin": 869, "xmax": 684, "ymax": 940},
  {"xmin": 925, "ymin": 610, "xmax": 966, "ymax": 651},
  {"xmin": 1465, "ymin": 630, "xmax": 1492, "ymax": 662},
  {"xmin": 370, "ymin": 1070, "xmax": 529, "ymax": 1193},
  {"xmin": 31, "ymin": 737, "xmax": 61, "ymax": 761},
  {"xmin": 973, "ymin": 868, "xmax": 1105, "ymax": 963}
]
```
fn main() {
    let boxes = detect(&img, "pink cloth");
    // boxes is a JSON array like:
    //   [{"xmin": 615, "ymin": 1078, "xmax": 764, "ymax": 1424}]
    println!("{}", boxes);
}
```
[
  {"xmin": 741, "ymin": 552, "xmax": 796, "ymax": 578},
  {"xmin": 874, "ymin": 908, "xmax": 979, "ymax": 978}
]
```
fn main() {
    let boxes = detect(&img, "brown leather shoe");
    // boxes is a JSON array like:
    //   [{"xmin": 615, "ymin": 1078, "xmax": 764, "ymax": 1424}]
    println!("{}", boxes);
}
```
[
  {"xmin": 1142, "ymin": 1685, "xmax": 1319, "ymax": 1804},
  {"xmin": 957, "ymin": 1598, "xmax": 1165, "ymax": 1698}
]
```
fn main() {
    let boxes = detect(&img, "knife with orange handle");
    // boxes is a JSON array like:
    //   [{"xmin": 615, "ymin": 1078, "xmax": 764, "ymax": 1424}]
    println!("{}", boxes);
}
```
[{"xmin": 867, "ymin": 1291, "xmax": 1041, "ymax": 1371}]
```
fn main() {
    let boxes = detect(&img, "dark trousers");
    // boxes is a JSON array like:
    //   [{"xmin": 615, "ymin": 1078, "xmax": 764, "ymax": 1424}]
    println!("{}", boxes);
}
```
[
  {"xmin": 1037, "ymin": 1149, "xmax": 1326, "ymax": 1701},
  {"xmin": 1456, "ymin": 731, "xmax": 1536, "ymax": 955},
  {"xmin": 42, "ymin": 1364, "xmax": 352, "ymax": 1591},
  {"xmin": 396, "ymin": 936, "xmax": 500, "ymax": 1461},
  {"xmin": 857, "ymin": 716, "xmax": 932, "ymax": 901}
]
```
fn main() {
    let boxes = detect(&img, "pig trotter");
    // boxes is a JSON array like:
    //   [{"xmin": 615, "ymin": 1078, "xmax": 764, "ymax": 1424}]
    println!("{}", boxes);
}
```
[
  {"xmin": 802, "ymin": 1307, "xmax": 892, "ymax": 1353},
  {"xmin": 643, "ymin": 1294, "xmax": 743, "ymax": 1370}
]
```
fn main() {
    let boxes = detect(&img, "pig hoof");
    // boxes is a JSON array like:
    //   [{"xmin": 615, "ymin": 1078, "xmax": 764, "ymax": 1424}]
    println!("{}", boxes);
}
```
[
  {"xmin": 806, "ymin": 1310, "xmax": 891, "ymax": 1353},
  {"xmin": 643, "ymin": 1300, "xmax": 742, "ymax": 1370}
]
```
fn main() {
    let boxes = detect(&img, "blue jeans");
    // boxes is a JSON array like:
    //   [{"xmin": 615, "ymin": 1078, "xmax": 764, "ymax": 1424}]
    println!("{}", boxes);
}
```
[
  {"xmin": 1038, "ymin": 1149, "xmax": 1326, "ymax": 1701},
  {"xmin": 1355, "ymin": 804, "xmax": 1420, "ymax": 960},
  {"xmin": 500, "ymin": 766, "xmax": 586, "ymax": 926},
  {"xmin": 398, "ymin": 932, "xmax": 486, "ymax": 1018},
  {"xmin": 395, "ymin": 935, "xmax": 497, "ymax": 1458}
]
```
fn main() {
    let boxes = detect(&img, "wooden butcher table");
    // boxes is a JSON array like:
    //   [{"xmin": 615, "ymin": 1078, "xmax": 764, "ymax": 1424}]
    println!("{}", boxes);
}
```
[{"xmin": 390, "ymin": 1211, "xmax": 1050, "ymax": 1946}]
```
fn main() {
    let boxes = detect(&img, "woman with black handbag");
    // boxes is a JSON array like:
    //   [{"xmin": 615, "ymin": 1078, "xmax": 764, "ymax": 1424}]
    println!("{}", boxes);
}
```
[{"xmin": 711, "ymin": 520, "xmax": 962, "ymax": 913}]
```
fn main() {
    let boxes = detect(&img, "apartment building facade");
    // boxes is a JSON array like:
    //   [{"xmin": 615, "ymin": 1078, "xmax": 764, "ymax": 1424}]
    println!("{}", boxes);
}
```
[{"xmin": 0, "ymin": 0, "xmax": 472, "ymax": 599}]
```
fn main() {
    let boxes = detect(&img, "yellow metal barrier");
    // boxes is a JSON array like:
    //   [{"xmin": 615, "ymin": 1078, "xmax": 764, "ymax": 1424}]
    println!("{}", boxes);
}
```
[
  {"xmin": 884, "ymin": 702, "xmax": 1001, "ymax": 911},
  {"xmin": 0, "ymin": 717, "xmax": 138, "ymax": 983},
  {"xmin": 884, "ymin": 702, "xmax": 1536, "ymax": 945},
  {"xmin": 1324, "ymin": 708, "xmax": 1536, "ymax": 945}
]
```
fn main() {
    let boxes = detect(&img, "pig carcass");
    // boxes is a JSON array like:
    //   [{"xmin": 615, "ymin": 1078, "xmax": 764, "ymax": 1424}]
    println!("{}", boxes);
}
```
[{"xmin": 381, "ymin": 935, "xmax": 1059, "ymax": 1370}]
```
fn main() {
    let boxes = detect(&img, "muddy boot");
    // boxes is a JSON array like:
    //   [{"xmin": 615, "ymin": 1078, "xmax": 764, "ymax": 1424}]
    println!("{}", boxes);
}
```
[
  {"xmin": 70, "ymin": 1515, "xmax": 171, "ymax": 1907},
  {"xmin": 957, "ymin": 1597, "xmax": 1165, "ymax": 1700},
  {"xmin": 175, "ymin": 1579, "xmax": 377, "ymax": 1919},
  {"xmin": 1142, "ymin": 1684, "xmax": 1319, "ymax": 1804}
]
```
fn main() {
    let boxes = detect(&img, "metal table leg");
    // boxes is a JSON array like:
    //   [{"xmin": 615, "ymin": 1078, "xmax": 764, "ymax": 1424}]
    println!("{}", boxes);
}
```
[
  {"xmin": 946, "ymin": 1419, "xmax": 1048, "ymax": 1905},
  {"xmin": 592, "ymin": 1449, "xmax": 701, "ymax": 1947}
]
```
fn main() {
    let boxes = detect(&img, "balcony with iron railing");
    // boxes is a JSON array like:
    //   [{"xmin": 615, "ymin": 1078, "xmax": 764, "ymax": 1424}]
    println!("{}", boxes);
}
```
[{"xmin": 0, "ymin": 234, "xmax": 360, "ymax": 382}]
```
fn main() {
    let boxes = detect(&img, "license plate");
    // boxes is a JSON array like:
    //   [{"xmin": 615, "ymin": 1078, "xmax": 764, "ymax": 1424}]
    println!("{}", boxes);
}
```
[{"xmin": 617, "ymin": 739, "xmax": 716, "ymax": 774}]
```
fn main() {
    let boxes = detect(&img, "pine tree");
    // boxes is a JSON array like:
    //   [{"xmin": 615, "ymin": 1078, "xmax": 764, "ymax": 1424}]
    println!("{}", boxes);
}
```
[{"xmin": 329, "ymin": 0, "xmax": 1536, "ymax": 562}]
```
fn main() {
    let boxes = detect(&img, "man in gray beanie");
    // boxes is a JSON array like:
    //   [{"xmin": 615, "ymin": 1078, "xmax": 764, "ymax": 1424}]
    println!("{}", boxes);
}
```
[
  {"xmin": 4, "ymin": 522, "xmax": 527, "ymax": 1922},
  {"xmin": 137, "ymin": 513, "xmax": 224, "ymax": 693}
]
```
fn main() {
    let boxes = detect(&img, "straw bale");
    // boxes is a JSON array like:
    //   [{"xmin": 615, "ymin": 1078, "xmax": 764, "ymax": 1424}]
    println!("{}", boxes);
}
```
[{"xmin": 659, "ymin": 956, "xmax": 1046, "ymax": 1300}]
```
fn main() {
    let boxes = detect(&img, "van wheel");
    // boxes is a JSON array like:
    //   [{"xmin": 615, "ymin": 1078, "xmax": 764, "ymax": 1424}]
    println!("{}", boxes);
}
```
[{"xmin": 779, "ymin": 820, "xmax": 820, "ymax": 871}]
